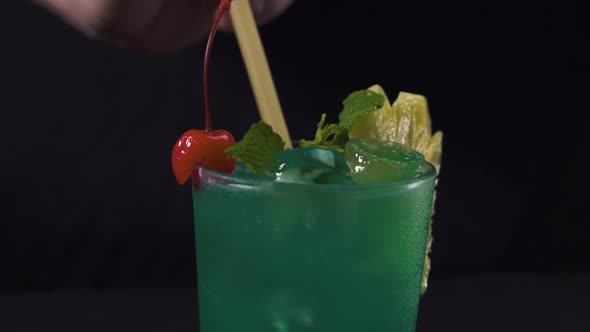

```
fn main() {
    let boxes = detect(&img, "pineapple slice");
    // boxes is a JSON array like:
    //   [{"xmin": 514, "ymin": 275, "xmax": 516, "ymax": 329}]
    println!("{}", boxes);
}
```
[{"xmin": 350, "ymin": 85, "xmax": 443, "ymax": 294}]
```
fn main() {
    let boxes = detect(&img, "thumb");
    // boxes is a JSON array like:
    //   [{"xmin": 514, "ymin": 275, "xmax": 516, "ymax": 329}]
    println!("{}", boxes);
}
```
[{"xmin": 218, "ymin": 0, "xmax": 295, "ymax": 31}]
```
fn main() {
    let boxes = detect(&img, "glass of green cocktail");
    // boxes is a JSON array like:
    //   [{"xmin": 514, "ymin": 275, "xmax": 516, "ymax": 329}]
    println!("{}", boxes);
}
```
[{"xmin": 193, "ymin": 156, "xmax": 436, "ymax": 332}]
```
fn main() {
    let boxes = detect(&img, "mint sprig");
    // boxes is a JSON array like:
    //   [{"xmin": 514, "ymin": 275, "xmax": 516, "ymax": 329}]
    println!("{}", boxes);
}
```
[
  {"xmin": 299, "ymin": 113, "xmax": 347, "ymax": 153},
  {"xmin": 338, "ymin": 89, "xmax": 385, "ymax": 130},
  {"xmin": 228, "ymin": 88, "xmax": 385, "ymax": 171},
  {"xmin": 300, "ymin": 89, "xmax": 385, "ymax": 152},
  {"xmin": 225, "ymin": 121, "xmax": 285, "ymax": 175}
]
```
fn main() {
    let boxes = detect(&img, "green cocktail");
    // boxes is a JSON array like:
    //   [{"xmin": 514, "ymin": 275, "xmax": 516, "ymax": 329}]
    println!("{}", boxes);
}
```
[{"xmin": 193, "ymin": 159, "xmax": 436, "ymax": 332}]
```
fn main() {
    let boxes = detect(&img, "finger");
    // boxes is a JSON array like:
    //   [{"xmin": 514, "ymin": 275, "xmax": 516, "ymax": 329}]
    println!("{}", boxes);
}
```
[
  {"xmin": 218, "ymin": 0, "xmax": 295, "ymax": 31},
  {"xmin": 126, "ymin": 0, "xmax": 218, "ymax": 53},
  {"xmin": 35, "ymin": 0, "xmax": 163, "ymax": 41}
]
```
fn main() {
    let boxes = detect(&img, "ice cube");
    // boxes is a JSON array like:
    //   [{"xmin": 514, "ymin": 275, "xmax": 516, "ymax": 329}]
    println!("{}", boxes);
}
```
[
  {"xmin": 344, "ymin": 138, "xmax": 432, "ymax": 184},
  {"xmin": 270, "ymin": 147, "xmax": 354, "ymax": 185}
]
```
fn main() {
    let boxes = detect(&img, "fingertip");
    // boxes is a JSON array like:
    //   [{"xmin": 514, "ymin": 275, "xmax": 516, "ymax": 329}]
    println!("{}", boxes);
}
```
[
  {"xmin": 218, "ymin": 0, "xmax": 294, "ymax": 32},
  {"xmin": 254, "ymin": 0, "xmax": 295, "ymax": 26},
  {"xmin": 218, "ymin": 14, "xmax": 234, "ymax": 32}
]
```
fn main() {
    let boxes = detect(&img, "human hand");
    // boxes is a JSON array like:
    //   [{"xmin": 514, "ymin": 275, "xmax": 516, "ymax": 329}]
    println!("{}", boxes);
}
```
[{"xmin": 34, "ymin": 0, "xmax": 295, "ymax": 53}]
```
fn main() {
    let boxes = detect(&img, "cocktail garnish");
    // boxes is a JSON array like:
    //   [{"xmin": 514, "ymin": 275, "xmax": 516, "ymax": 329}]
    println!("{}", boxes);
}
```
[
  {"xmin": 299, "ymin": 114, "xmax": 348, "ymax": 152},
  {"xmin": 338, "ymin": 89, "xmax": 386, "ymax": 130},
  {"xmin": 171, "ymin": 0, "xmax": 237, "ymax": 186},
  {"xmin": 348, "ymin": 85, "xmax": 443, "ymax": 294},
  {"xmin": 225, "ymin": 121, "xmax": 285, "ymax": 175},
  {"xmin": 299, "ymin": 89, "xmax": 385, "ymax": 152}
]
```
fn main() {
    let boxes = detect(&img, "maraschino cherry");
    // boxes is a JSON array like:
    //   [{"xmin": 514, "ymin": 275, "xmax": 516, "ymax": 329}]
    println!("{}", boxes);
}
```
[{"xmin": 172, "ymin": 0, "xmax": 236, "ymax": 186}]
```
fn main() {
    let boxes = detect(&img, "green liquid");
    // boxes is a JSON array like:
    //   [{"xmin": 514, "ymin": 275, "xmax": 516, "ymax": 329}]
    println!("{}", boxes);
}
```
[{"xmin": 193, "ymin": 164, "xmax": 436, "ymax": 332}]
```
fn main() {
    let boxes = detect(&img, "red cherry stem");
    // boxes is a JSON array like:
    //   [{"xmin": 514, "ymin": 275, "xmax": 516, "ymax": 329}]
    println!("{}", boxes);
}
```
[{"xmin": 203, "ymin": 0, "xmax": 233, "ymax": 133}]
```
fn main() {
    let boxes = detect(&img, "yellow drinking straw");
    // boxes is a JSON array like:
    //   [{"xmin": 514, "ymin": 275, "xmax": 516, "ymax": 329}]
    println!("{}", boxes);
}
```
[{"xmin": 229, "ymin": 0, "xmax": 293, "ymax": 148}]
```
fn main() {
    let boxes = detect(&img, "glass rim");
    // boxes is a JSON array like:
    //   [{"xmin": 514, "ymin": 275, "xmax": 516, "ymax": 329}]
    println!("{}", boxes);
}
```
[{"xmin": 196, "ymin": 160, "xmax": 437, "ymax": 193}]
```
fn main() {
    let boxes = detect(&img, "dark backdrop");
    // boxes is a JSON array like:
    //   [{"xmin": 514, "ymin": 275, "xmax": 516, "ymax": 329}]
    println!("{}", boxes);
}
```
[{"xmin": 1, "ymin": 0, "xmax": 588, "ymax": 291}]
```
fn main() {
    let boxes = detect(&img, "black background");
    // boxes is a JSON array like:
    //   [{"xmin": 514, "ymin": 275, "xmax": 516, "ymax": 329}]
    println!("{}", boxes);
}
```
[{"xmin": 1, "ymin": 0, "xmax": 589, "ymax": 327}]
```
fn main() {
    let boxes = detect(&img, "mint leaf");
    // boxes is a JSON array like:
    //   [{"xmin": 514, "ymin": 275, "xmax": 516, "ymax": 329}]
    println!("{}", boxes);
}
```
[
  {"xmin": 338, "ymin": 89, "xmax": 385, "ymax": 130},
  {"xmin": 300, "ymin": 113, "xmax": 348, "ymax": 153},
  {"xmin": 300, "ymin": 90, "xmax": 384, "ymax": 153},
  {"xmin": 225, "ymin": 121, "xmax": 285, "ymax": 174}
]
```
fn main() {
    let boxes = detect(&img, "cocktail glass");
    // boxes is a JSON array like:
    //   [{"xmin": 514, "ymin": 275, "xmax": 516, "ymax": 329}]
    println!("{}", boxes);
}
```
[{"xmin": 193, "ymin": 161, "xmax": 436, "ymax": 332}]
